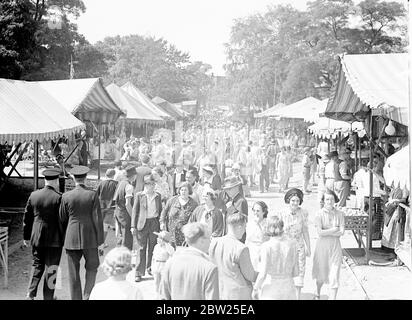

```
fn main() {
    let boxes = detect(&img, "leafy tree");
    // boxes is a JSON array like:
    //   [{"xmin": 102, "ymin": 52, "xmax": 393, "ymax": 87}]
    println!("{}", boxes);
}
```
[
  {"xmin": 96, "ymin": 35, "xmax": 212, "ymax": 103},
  {"xmin": 0, "ymin": 0, "xmax": 38, "ymax": 78}
]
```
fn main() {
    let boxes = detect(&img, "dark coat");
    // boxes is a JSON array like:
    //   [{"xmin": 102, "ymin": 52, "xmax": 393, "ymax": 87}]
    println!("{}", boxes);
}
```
[
  {"xmin": 226, "ymin": 193, "xmax": 248, "ymax": 217},
  {"xmin": 59, "ymin": 184, "xmax": 104, "ymax": 250},
  {"xmin": 131, "ymin": 191, "xmax": 163, "ymax": 231},
  {"xmin": 189, "ymin": 205, "xmax": 224, "ymax": 237},
  {"xmin": 23, "ymin": 186, "xmax": 63, "ymax": 247}
]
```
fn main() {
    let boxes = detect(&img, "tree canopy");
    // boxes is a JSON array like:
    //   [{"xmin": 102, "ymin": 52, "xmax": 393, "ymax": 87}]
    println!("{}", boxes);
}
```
[{"xmin": 222, "ymin": 0, "xmax": 407, "ymax": 108}]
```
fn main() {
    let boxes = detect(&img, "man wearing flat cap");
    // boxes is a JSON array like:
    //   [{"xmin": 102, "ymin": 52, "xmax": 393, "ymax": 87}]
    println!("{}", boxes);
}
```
[
  {"xmin": 113, "ymin": 165, "xmax": 138, "ymax": 250},
  {"xmin": 23, "ymin": 168, "xmax": 64, "ymax": 300},
  {"xmin": 59, "ymin": 165, "xmax": 104, "ymax": 300}
]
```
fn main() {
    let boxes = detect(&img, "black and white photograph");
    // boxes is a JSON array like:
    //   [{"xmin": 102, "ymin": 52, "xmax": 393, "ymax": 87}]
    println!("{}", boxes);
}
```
[{"xmin": 0, "ymin": 0, "xmax": 411, "ymax": 305}]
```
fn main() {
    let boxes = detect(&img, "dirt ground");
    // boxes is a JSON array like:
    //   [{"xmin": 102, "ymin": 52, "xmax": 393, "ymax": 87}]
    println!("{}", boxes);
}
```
[{"xmin": 1, "ymin": 162, "xmax": 411, "ymax": 300}]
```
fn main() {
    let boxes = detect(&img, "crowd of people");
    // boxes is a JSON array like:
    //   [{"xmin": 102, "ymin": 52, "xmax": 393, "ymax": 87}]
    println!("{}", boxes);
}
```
[{"xmin": 20, "ymin": 121, "xmax": 410, "ymax": 301}]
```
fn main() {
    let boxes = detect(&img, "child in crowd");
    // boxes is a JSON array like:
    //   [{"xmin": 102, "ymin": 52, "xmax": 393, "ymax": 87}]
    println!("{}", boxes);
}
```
[{"xmin": 151, "ymin": 231, "xmax": 175, "ymax": 298}]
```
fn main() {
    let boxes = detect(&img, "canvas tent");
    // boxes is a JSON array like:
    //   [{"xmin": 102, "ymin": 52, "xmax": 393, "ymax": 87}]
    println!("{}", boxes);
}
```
[
  {"xmin": 0, "ymin": 79, "xmax": 84, "ymax": 144},
  {"xmin": 37, "ymin": 78, "xmax": 124, "ymax": 124},
  {"xmin": 121, "ymin": 82, "xmax": 172, "ymax": 120},
  {"xmin": 106, "ymin": 83, "xmax": 164, "ymax": 125},
  {"xmin": 152, "ymin": 96, "xmax": 186, "ymax": 120},
  {"xmin": 325, "ymin": 53, "xmax": 408, "ymax": 126},
  {"xmin": 324, "ymin": 53, "xmax": 410, "ymax": 263},
  {"xmin": 0, "ymin": 78, "xmax": 85, "ymax": 190},
  {"xmin": 271, "ymin": 97, "xmax": 323, "ymax": 121},
  {"xmin": 37, "ymin": 78, "xmax": 125, "ymax": 179}
]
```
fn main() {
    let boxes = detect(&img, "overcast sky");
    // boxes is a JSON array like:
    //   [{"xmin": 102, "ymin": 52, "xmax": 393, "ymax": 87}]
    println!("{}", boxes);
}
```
[{"xmin": 77, "ymin": 0, "xmax": 406, "ymax": 76}]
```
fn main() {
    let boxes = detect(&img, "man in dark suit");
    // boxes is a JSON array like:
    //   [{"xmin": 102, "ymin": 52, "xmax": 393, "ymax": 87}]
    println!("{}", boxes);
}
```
[
  {"xmin": 23, "ymin": 168, "xmax": 64, "ymax": 300},
  {"xmin": 96, "ymin": 168, "xmax": 118, "ymax": 244},
  {"xmin": 135, "ymin": 154, "xmax": 153, "ymax": 192},
  {"xmin": 59, "ymin": 165, "xmax": 104, "ymax": 300},
  {"xmin": 131, "ymin": 174, "xmax": 162, "ymax": 282},
  {"xmin": 113, "ymin": 165, "xmax": 138, "ymax": 250}
]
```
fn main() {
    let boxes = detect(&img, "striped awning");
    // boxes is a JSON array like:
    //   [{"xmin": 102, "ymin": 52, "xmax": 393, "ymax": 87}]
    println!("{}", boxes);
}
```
[
  {"xmin": 106, "ymin": 83, "xmax": 164, "ymax": 125},
  {"xmin": 37, "ymin": 78, "xmax": 125, "ymax": 124},
  {"xmin": 325, "ymin": 53, "xmax": 408, "ymax": 126},
  {"xmin": 0, "ymin": 78, "xmax": 85, "ymax": 144},
  {"xmin": 152, "ymin": 96, "xmax": 186, "ymax": 120}
]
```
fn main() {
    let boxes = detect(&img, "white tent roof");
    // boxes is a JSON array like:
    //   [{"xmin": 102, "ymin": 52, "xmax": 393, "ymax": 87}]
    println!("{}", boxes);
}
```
[
  {"xmin": 121, "ymin": 82, "xmax": 172, "ymax": 119},
  {"xmin": 273, "ymin": 97, "xmax": 323, "ymax": 121},
  {"xmin": 0, "ymin": 78, "xmax": 85, "ymax": 143},
  {"xmin": 106, "ymin": 83, "xmax": 164, "ymax": 124}
]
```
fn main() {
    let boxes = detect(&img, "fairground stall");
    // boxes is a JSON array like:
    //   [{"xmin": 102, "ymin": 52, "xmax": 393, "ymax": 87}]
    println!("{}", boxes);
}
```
[
  {"xmin": 38, "ymin": 78, "xmax": 125, "ymax": 180},
  {"xmin": 0, "ymin": 78, "xmax": 85, "ymax": 287},
  {"xmin": 324, "ymin": 53, "xmax": 409, "ymax": 266}
]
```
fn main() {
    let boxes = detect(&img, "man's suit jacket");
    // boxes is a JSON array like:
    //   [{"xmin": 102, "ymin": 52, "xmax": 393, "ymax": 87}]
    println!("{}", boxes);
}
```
[
  {"xmin": 189, "ymin": 205, "xmax": 224, "ymax": 237},
  {"xmin": 160, "ymin": 247, "xmax": 219, "ymax": 300},
  {"xmin": 59, "ymin": 184, "xmax": 104, "ymax": 250},
  {"xmin": 131, "ymin": 191, "xmax": 162, "ymax": 231},
  {"xmin": 135, "ymin": 165, "xmax": 153, "ymax": 192},
  {"xmin": 23, "ymin": 186, "xmax": 63, "ymax": 247}
]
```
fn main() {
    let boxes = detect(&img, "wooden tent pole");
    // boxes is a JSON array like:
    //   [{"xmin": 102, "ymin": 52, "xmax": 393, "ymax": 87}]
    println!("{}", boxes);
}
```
[
  {"xmin": 34, "ymin": 140, "xmax": 39, "ymax": 190},
  {"xmin": 367, "ymin": 112, "xmax": 374, "ymax": 263},
  {"xmin": 98, "ymin": 120, "xmax": 101, "ymax": 180}
]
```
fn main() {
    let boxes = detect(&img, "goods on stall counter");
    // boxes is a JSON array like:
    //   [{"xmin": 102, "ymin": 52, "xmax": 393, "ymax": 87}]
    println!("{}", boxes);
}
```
[{"xmin": 342, "ymin": 207, "xmax": 368, "ymax": 216}]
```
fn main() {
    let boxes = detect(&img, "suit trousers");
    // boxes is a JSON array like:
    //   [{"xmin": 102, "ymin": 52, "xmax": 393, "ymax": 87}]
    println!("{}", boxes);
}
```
[
  {"xmin": 66, "ymin": 248, "xmax": 99, "ymax": 300},
  {"xmin": 136, "ymin": 217, "xmax": 160, "ymax": 276},
  {"xmin": 27, "ymin": 246, "xmax": 62, "ymax": 300},
  {"xmin": 115, "ymin": 213, "xmax": 133, "ymax": 251},
  {"xmin": 334, "ymin": 180, "xmax": 350, "ymax": 207}
]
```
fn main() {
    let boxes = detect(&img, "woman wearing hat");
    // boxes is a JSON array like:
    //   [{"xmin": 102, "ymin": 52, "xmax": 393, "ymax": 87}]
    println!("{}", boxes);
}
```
[
  {"xmin": 160, "ymin": 181, "xmax": 198, "ymax": 248},
  {"xmin": 280, "ymin": 188, "xmax": 311, "ymax": 300},
  {"xmin": 312, "ymin": 189, "xmax": 345, "ymax": 300},
  {"xmin": 89, "ymin": 247, "xmax": 143, "ymax": 300},
  {"xmin": 189, "ymin": 187, "xmax": 224, "ymax": 238}
]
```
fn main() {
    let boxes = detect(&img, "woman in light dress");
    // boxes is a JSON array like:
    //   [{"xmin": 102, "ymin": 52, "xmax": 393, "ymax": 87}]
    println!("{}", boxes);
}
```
[
  {"xmin": 276, "ymin": 147, "xmax": 291, "ymax": 192},
  {"xmin": 246, "ymin": 201, "xmax": 270, "ymax": 272},
  {"xmin": 312, "ymin": 189, "xmax": 345, "ymax": 300},
  {"xmin": 89, "ymin": 246, "xmax": 143, "ymax": 300},
  {"xmin": 280, "ymin": 188, "xmax": 311, "ymax": 300},
  {"xmin": 252, "ymin": 215, "xmax": 299, "ymax": 300}
]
